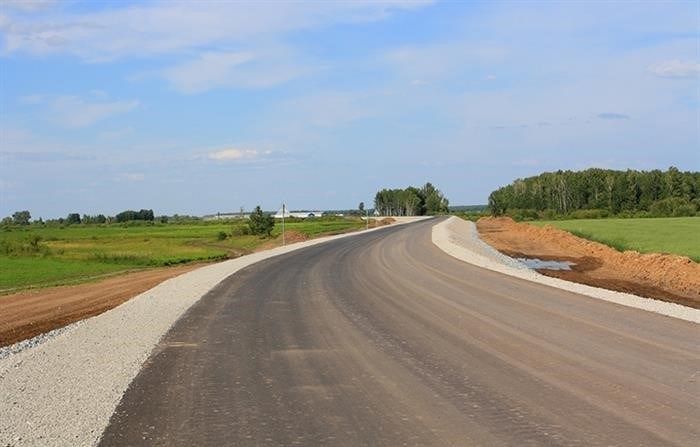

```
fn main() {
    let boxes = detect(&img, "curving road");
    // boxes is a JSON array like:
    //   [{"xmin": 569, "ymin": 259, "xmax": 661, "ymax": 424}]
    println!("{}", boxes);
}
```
[{"xmin": 99, "ymin": 219, "xmax": 699, "ymax": 446}]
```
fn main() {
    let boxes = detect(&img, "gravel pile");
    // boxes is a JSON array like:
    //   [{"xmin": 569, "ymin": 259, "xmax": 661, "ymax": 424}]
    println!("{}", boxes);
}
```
[
  {"xmin": 432, "ymin": 216, "xmax": 700, "ymax": 324},
  {"xmin": 0, "ymin": 218, "xmax": 430, "ymax": 447}
]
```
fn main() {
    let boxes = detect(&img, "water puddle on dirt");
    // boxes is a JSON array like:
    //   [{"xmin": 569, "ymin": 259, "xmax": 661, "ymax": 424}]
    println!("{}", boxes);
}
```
[{"xmin": 516, "ymin": 258, "xmax": 576, "ymax": 271}]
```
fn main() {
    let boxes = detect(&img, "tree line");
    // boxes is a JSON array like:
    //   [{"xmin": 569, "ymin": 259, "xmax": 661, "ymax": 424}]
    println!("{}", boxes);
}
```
[
  {"xmin": 2, "ymin": 209, "xmax": 156, "ymax": 226},
  {"xmin": 374, "ymin": 182, "xmax": 449, "ymax": 216},
  {"xmin": 488, "ymin": 167, "xmax": 699, "ymax": 219}
]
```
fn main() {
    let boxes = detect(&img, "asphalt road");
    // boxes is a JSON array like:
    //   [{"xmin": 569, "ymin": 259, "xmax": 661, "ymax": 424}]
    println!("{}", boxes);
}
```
[{"xmin": 99, "ymin": 219, "xmax": 699, "ymax": 446}]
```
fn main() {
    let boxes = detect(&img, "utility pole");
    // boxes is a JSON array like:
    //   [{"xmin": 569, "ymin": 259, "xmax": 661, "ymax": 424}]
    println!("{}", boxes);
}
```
[
  {"xmin": 281, "ymin": 202, "xmax": 286, "ymax": 246},
  {"xmin": 366, "ymin": 208, "xmax": 369, "ymax": 230}
]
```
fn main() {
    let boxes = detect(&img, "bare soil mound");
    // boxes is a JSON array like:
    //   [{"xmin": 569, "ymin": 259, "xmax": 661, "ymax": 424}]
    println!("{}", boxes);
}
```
[
  {"xmin": 378, "ymin": 217, "xmax": 397, "ymax": 226},
  {"xmin": 477, "ymin": 217, "xmax": 700, "ymax": 309}
]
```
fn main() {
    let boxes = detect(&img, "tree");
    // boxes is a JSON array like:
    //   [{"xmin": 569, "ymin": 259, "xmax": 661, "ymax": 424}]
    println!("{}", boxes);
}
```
[
  {"xmin": 358, "ymin": 202, "xmax": 365, "ymax": 214},
  {"xmin": 248, "ymin": 205, "xmax": 274, "ymax": 237},
  {"xmin": 66, "ymin": 213, "xmax": 81, "ymax": 225},
  {"xmin": 12, "ymin": 210, "xmax": 31, "ymax": 225},
  {"xmin": 422, "ymin": 182, "xmax": 449, "ymax": 214},
  {"xmin": 115, "ymin": 209, "xmax": 154, "ymax": 223},
  {"xmin": 373, "ymin": 183, "xmax": 448, "ymax": 216}
]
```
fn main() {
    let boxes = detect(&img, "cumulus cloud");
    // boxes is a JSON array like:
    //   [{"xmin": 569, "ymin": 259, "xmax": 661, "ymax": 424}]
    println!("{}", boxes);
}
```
[
  {"xmin": 207, "ymin": 149, "xmax": 260, "ymax": 161},
  {"xmin": 648, "ymin": 60, "xmax": 700, "ymax": 79},
  {"xmin": 48, "ymin": 96, "xmax": 139, "ymax": 128},
  {"xmin": 597, "ymin": 112, "xmax": 629, "ymax": 120}
]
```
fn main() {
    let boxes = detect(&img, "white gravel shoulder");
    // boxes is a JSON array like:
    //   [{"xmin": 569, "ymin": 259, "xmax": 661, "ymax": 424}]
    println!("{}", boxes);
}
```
[
  {"xmin": 0, "ymin": 217, "xmax": 430, "ymax": 447},
  {"xmin": 432, "ymin": 216, "xmax": 700, "ymax": 324}
]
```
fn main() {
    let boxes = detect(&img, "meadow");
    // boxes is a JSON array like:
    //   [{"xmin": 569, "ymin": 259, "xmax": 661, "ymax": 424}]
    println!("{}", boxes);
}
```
[
  {"xmin": 530, "ymin": 217, "xmax": 700, "ymax": 262},
  {"xmin": 0, "ymin": 217, "xmax": 366, "ymax": 292}
]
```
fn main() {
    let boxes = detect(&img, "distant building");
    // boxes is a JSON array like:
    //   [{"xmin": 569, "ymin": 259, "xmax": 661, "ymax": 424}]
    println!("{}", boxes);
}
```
[
  {"xmin": 202, "ymin": 212, "xmax": 249, "ymax": 221},
  {"xmin": 273, "ymin": 206, "xmax": 322, "ymax": 219}
]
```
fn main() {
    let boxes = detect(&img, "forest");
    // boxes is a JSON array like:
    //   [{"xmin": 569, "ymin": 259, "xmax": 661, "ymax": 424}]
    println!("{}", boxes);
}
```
[
  {"xmin": 374, "ymin": 183, "xmax": 449, "ymax": 216},
  {"xmin": 488, "ymin": 167, "xmax": 699, "ymax": 219}
]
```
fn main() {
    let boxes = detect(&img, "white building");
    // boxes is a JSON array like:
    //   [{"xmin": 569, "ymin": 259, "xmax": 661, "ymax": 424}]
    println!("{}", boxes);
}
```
[
  {"xmin": 273, "ymin": 206, "xmax": 322, "ymax": 219},
  {"xmin": 203, "ymin": 212, "xmax": 249, "ymax": 221}
]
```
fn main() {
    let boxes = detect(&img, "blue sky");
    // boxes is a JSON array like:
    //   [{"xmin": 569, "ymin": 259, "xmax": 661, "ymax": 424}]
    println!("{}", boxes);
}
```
[{"xmin": 0, "ymin": 0, "xmax": 698, "ymax": 218}]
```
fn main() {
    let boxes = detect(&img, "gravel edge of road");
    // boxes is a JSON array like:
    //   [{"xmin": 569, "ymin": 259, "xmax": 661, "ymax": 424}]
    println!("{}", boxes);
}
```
[
  {"xmin": 0, "ymin": 218, "xmax": 430, "ymax": 447},
  {"xmin": 432, "ymin": 216, "xmax": 700, "ymax": 324}
]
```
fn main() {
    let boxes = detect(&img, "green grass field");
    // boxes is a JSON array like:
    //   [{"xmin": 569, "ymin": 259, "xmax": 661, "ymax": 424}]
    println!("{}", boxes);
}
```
[
  {"xmin": 0, "ymin": 217, "xmax": 365, "ymax": 292},
  {"xmin": 530, "ymin": 217, "xmax": 700, "ymax": 262}
]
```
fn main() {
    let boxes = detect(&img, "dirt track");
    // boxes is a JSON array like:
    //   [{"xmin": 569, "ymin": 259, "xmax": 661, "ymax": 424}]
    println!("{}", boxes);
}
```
[
  {"xmin": 0, "ymin": 264, "xmax": 204, "ymax": 347},
  {"xmin": 477, "ymin": 217, "xmax": 700, "ymax": 309}
]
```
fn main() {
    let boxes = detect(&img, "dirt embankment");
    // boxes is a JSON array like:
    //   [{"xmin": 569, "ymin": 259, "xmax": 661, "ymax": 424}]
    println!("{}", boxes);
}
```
[
  {"xmin": 0, "ymin": 264, "xmax": 205, "ymax": 347},
  {"xmin": 476, "ymin": 217, "xmax": 700, "ymax": 309}
]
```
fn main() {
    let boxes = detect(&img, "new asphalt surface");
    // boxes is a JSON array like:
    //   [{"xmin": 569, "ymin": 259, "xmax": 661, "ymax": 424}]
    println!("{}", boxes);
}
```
[{"xmin": 99, "ymin": 219, "xmax": 699, "ymax": 446}]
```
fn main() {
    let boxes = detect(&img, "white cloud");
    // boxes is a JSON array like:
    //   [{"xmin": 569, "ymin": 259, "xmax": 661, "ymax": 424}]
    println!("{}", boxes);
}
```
[
  {"xmin": 18, "ymin": 94, "xmax": 43, "ymax": 104},
  {"xmin": 163, "ymin": 52, "xmax": 253, "ymax": 93},
  {"xmin": 1, "ymin": 2, "xmax": 432, "ymax": 93},
  {"xmin": 386, "ymin": 43, "xmax": 507, "ymax": 82},
  {"xmin": 162, "ymin": 49, "xmax": 309, "ymax": 93},
  {"xmin": 0, "ymin": 2, "xmax": 432, "ymax": 61},
  {"xmin": 648, "ymin": 60, "xmax": 700, "ymax": 79},
  {"xmin": 208, "ymin": 149, "xmax": 260, "ymax": 161},
  {"xmin": 48, "ymin": 96, "xmax": 139, "ymax": 128},
  {"xmin": 279, "ymin": 91, "xmax": 379, "ymax": 128},
  {"xmin": 98, "ymin": 127, "xmax": 134, "ymax": 140},
  {"xmin": 597, "ymin": 112, "xmax": 630, "ymax": 120},
  {"xmin": 119, "ymin": 173, "xmax": 144, "ymax": 182},
  {"xmin": 3, "ymin": 0, "xmax": 57, "ymax": 12}
]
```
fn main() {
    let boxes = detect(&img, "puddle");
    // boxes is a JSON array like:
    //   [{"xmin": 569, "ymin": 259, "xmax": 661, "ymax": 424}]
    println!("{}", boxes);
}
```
[{"xmin": 516, "ymin": 258, "xmax": 576, "ymax": 271}]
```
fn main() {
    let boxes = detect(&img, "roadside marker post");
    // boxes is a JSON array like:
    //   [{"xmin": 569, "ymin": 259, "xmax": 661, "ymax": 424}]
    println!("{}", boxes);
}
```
[{"xmin": 282, "ymin": 203, "xmax": 286, "ymax": 246}]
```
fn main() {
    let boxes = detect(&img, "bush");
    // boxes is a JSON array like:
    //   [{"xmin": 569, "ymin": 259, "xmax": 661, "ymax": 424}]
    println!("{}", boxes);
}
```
[
  {"xmin": 0, "ymin": 235, "xmax": 51, "ymax": 256},
  {"xmin": 568, "ymin": 209, "xmax": 610, "ymax": 219},
  {"xmin": 673, "ymin": 204, "xmax": 696, "ymax": 217},
  {"xmin": 508, "ymin": 209, "xmax": 538, "ymax": 221},
  {"xmin": 231, "ymin": 224, "xmax": 251, "ymax": 236},
  {"xmin": 649, "ymin": 197, "xmax": 696, "ymax": 217},
  {"xmin": 217, "ymin": 231, "xmax": 228, "ymax": 241}
]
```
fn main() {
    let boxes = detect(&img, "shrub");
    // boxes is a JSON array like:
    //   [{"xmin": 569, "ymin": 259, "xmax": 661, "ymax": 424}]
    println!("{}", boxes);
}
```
[
  {"xmin": 231, "ymin": 224, "xmax": 251, "ymax": 236},
  {"xmin": 0, "ymin": 235, "xmax": 51, "ymax": 256},
  {"xmin": 673, "ymin": 204, "xmax": 696, "ymax": 217},
  {"xmin": 650, "ymin": 197, "xmax": 696, "ymax": 217},
  {"xmin": 569, "ymin": 209, "xmax": 610, "ymax": 219}
]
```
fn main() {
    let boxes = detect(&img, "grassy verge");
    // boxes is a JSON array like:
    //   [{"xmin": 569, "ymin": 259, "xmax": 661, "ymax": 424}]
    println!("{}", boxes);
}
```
[
  {"xmin": 1, "ymin": 217, "xmax": 366, "ymax": 292},
  {"xmin": 529, "ymin": 217, "xmax": 700, "ymax": 262}
]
